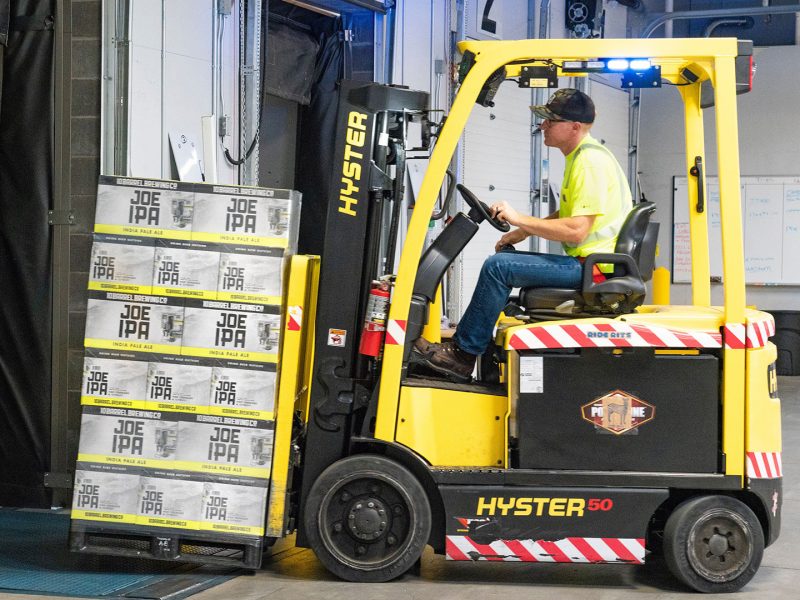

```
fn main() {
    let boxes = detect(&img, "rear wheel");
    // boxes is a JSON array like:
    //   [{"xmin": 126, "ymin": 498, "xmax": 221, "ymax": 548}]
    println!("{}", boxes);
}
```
[
  {"xmin": 303, "ymin": 454, "xmax": 431, "ymax": 582},
  {"xmin": 664, "ymin": 495, "xmax": 764, "ymax": 593}
]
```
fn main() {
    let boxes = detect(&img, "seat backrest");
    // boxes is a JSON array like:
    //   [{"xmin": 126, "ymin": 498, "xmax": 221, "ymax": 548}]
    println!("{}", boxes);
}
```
[{"xmin": 613, "ymin": 202, "xmax": 657, "ymax": 280}]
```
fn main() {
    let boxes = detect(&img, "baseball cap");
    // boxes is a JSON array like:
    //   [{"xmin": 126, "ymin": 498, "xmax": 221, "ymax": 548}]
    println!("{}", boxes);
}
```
[{"xmin": 531, "ymin": 88, "xmax": 595, "ymax": 123}]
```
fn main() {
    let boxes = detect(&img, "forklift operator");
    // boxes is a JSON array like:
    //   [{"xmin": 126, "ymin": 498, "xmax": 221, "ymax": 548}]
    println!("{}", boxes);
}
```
[{"xmin": 413, "ymin": 88, "xmax": 633, "ymax": 382}]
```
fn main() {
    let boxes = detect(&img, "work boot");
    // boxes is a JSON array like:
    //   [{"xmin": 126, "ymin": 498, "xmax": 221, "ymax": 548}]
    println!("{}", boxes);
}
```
[
  {"xmin": 412, "ymin": 340, "xmax": 475, "ymax": 383},
  {"xmin": 412, "ymin": 336, "xmax": 435, "ymax": 356}
]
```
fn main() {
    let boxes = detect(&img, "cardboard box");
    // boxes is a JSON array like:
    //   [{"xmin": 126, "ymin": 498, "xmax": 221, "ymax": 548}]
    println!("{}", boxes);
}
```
[
  {"xmin": 175, "ymin": 416, "xmax": 274, "ymax": 478},
  {"xmin": 95, "ymin": 176, "xmax": 195, "ymax": 239},
  {"xmin": 138, "ymin": 473, "xmax": 205, "ymax": 529},
  {"xmin": 152, "ymin": 241, "xmax": 221, "ymax": 299},
  {"xmin": 72, "ymin": 465, "xmax": 141, "ymax": 523},
  {"xmin": 89, "ymin": 235, "xmax": 155, "ymax": 294},
  {"xmin": 217, "ymin": 247, "xmax": 284, "ymax": 304},
  {"xmin": 145, "ymin": 362, "xmax": 213, "ymax": 412},
  {"xmin": 181, "ymin": 300, "xmax": 281, "ymax": 363},
  {"xmin": 77, "ymin": 407, "xmax": 177, "ymax": 466},
  {"xmin": 201, "ymin": 479, "xmax": 268, "ymax": 536},
  {"xmin": 209, "ymin": 363, "xmax": 276, "ymax": 418},
  {"xmin": 81, "ymin": 355, "xmax": 148, "ymax": 409},
  {"xmin": 85, "ymin": 292, "xmax": 185, "ymax": 354}
]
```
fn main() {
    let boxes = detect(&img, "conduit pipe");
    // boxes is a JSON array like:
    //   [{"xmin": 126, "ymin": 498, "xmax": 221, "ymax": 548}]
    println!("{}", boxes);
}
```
[
  {"xmin": 643, "ymin": 3, "xmax": 800, "ymax": 38},
  {"xmin": 704, "ymin": 17, "xmax": 753, "ymax": 38}
]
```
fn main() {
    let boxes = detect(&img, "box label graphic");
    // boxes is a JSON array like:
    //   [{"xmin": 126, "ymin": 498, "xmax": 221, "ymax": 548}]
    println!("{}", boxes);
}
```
[
  {"xmin": 138, "ymin": 475, "xmax": 205, "ymax": 529},
  {"xmin": 191, "ymin": 188, "xmax": 295, "ymax": 247},
  {"xmin": 89, "ymin": 235, "xmax": 155, "ymax": 294},
  {"xmin": 202, "ymin": 480, "xmax": 268, "ymax": 535},
  {"xmin": 209, "ymin": 364, "xmax": 276, "ymax": 419},
  {"xmin": 85, "ymin": 293, "xmax": 184, "ymax": 354},
  {"xmin": 77, "ymin": 407, "xmax": 176, "ymax": 467},
  {"xmin": 182, "ymin": 301, "xmax": 281, "ymax": 363},
  {"xmin": 82, "ymin": 356, "xmax": 148, "ymax": 409},
  {"xmin": 145, "ymin": 362, "xmax": 212, "ymax": 412},
  {"xmin": 72, "ymin": 466, "xmax": 141, "ymax": 523},
  {"xmin": 152, "ymin": 242, "xmax": 221, "ymax": 299},
  {"xmin": 175, "ymin": 417, "xmax": 274, "ymax": 478},
  {"xmin": 217, "ymin": 248, "xmax": 284, "ymax": 304},
  {"xmin": 95, "ymin": 177, "xmax": 195, "ymax": 239}
]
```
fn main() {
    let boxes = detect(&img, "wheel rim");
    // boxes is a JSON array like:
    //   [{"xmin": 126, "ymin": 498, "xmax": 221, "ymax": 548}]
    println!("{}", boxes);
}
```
[
  {"xmin": 318, "ymin": 471, "xmax": 416, "ymax": 571},
  {"xmin": 686, "ymin": 508, "xmax": 754, "ymax": 583}
]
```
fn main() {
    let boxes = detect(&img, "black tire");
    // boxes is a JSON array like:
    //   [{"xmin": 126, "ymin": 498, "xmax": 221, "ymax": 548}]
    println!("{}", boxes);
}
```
[
  {"xmin": 303, "ymin": 454, "xmax": 432, "ymax": 583},
  {"xmin": 663, "ymin": 495, "xmax": 764, "ymax": 593}
]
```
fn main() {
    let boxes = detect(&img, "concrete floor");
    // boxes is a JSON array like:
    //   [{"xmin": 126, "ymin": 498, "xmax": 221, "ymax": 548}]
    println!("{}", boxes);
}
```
[{"xmin": 4, "ymin": 377, "xmax": 799, "ymax": 600}]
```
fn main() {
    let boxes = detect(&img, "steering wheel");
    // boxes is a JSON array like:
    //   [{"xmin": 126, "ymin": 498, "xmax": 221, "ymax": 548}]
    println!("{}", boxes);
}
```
[{"xmin": 456, "ymin": 184, "xmax": 510, "ymax": 232}]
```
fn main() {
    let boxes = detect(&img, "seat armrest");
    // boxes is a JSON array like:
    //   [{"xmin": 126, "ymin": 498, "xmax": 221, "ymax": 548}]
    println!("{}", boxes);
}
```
[{"xmin": 582, "ymin": 253, "xmax": 642, "ymax": 290}]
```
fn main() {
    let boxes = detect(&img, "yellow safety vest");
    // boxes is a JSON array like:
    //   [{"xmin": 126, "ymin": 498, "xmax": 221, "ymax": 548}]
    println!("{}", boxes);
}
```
[{"xmin": 559, "ymin": 135, "xmax": 632, "ymax": 270}]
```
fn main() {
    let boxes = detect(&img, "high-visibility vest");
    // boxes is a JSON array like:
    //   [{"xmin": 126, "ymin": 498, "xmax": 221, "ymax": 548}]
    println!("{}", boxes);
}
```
[{"xmin": 560, "ymin": 137, "xmax": 632, "ymax": 268}]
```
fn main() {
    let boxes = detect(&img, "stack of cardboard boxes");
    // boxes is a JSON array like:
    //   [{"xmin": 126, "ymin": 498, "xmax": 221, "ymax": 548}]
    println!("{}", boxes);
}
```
[{"xmin": 70, "ymin": 176, "xmax": 299, "ymax": 548}]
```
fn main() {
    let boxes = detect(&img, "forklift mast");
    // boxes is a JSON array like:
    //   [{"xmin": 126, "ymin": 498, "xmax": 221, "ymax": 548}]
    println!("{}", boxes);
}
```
[{"xmin": 296, "ymin": 82, "xmax": 428, "ymax": 545}]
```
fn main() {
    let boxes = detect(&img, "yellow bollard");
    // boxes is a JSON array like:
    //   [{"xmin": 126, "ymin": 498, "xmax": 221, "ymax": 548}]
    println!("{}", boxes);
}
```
[
  {"xmin": 421, "ymin": 284, "xmax": 443, "ymax": 343},
  {"xmin": 652, "ymin": 266, "xmax": 670, "ymax": 305}
]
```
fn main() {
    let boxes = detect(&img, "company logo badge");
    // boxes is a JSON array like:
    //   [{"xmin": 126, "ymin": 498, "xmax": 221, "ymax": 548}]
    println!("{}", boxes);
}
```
[{"xmin": 581, "ymin": 390, "xmax": 655, "ymax": 435}]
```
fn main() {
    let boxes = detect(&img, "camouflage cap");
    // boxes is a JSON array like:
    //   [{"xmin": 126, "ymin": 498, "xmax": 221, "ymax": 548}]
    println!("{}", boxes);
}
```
[{"xmin": 531, "ymin": 88, "xmax": 595, "ymax": 123}]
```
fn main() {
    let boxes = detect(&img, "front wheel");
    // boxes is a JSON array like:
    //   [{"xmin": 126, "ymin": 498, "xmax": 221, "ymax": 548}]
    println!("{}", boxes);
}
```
[
  {"xmin": 303, "ymin": 454, "xmax": 432, "ymax": 582},
  {"xmin": 663, "ymin": 495, "xmax": 764, "ymax": 593}
]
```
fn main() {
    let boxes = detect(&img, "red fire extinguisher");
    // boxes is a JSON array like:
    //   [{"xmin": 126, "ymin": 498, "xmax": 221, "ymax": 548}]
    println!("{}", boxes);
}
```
[{"xmin": 359, "ymin": 280, "xmax": 391, "ymax": 357}]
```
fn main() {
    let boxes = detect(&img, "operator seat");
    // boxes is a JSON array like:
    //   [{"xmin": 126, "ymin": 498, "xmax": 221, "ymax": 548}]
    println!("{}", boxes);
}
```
[{"xmin": 518, "ymin": 202, "xmax": 659, "ymax": 316}]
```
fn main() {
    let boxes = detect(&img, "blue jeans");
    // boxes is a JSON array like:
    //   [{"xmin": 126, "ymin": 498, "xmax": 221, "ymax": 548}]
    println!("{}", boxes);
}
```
[{"xmin": 453, "ymin": 250, "xmax": 583, "ymax": 355}]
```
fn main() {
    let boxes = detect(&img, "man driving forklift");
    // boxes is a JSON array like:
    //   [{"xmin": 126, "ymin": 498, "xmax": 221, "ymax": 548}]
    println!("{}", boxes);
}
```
[{"xmin": 413, "ymin": 88, "xmax": 633, "ymax": 382}]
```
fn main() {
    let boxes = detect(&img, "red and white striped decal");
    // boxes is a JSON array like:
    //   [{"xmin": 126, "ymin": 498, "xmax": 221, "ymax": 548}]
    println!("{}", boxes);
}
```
[
  {"xmin": 746, "ymin": 315, "xmax": 776, "ymax": 349},
  {"xmin": 746, "ymin": 452, "xmax": 783, "ymax": 479},
  {"xmin": 724, "ymin": 323, "xmax": 746, "ymax": 350},
  {"xmin": 385, "ymin": 319, "xmax": 406, "ymax": 346},
  {"xmin": 506, "ymin": 322, "xmax": 721, "ymax": 351},
  {"xmin": 287, "ymin": 306, "xmax": 302, "ymax": 331},
  {"xmin": 446, "ymin": 536, "xmax": 645, "ymax": 564}
]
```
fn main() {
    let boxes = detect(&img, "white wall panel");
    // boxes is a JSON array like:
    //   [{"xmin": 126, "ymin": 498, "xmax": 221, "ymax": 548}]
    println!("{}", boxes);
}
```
[
  {"xmin": 128, "ymin": 45, "xmax": 163, "ymax": 177},
  {"xmin": 130, "ymin": 0, "xmax": 162, "ymax": 50},
  {"xmin": 165, "ymin": 0, "xmax": 213, "ymax": 59},
  {"xmin": 163, "ymin": 52, "xmax": 213, "ymax": 175},
  {"xmin": 126, "ymin": 0, "xmax": 236, "ymax": 183}
]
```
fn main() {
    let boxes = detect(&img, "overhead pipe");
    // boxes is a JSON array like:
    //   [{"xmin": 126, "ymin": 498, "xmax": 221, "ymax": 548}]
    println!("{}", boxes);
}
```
[
  {"xmin": 643, "ymin": 3, "xmax": 800, "ymax": 38},
  {"xmin": 704, "ymin": 17, "xmax": 753, "ymax": 38}
]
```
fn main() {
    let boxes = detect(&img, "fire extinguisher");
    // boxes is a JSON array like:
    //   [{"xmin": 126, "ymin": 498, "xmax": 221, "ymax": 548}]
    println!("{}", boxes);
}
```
[{"xmin": 359, "ymin": 280, "xmax": 391, "ymax": 357}]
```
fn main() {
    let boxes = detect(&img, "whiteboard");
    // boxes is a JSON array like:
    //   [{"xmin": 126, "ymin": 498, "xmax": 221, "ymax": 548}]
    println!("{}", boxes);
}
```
[{"xmin": 672, "ymin": 176, "xmax": 800, "ymax": 285}]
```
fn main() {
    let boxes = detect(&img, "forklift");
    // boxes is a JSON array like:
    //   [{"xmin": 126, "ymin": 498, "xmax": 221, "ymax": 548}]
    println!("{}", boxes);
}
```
[{"xmin": 266, "ymin": 38, "xmax": 782, "ymax": 593}]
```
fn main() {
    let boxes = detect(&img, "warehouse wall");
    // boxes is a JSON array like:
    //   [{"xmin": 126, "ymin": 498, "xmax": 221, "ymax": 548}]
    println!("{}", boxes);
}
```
[
  {"xmin": 638, "ymin": 44, "xmax": 800, "ymax": 310},
  {"xmin": 57, "ymin": 0, "xmax": 103, "ymax": 504}
]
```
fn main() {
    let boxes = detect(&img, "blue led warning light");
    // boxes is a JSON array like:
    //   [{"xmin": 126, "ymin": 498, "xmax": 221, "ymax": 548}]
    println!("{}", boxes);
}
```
[
  {"xmin": 606, "ymin": 59, "xmax": 630, "ymax": 71},
  {"xmin": 628, "ymin": 59, "xmax": 652, "ymax": 71}
]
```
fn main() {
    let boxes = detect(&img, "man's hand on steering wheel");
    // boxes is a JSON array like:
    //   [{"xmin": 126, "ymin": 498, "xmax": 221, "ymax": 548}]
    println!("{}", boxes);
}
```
[
  {"xmin": 490, "ymin": 201, "xmax": 520, "ymax": 227},
  {"xmin": 455, "ymin": 184, "xmax": 509, "ymax": 232}
]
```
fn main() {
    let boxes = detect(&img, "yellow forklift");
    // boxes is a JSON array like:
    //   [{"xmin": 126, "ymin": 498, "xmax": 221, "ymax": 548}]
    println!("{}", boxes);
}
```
[{"xmin": 267, "ymin": 38, "xmax": 782, "ymax": 593}]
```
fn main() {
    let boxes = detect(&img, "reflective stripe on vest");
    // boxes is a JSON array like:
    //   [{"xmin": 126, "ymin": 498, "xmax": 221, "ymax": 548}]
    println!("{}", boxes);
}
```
[{"xmin": 562, "ymin": 142, "xmax": 629, "ymax": 250}]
